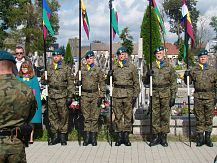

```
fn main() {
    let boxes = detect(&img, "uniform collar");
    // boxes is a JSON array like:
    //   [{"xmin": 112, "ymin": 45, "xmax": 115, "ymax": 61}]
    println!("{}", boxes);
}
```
[
  {"xmin": 196, "ymin": 63, "xmax": 209, "ymax": 70},
  {"xmin": 86, "ymin": 63, "xmax": 94, "ymax": 71},
  {"xmin": 155, "ymin": 59, "xmax": 166, "ymax": 68},
  {"xmin": 117, "ymin": 59, "xmax": 129, "ymax": 67}
]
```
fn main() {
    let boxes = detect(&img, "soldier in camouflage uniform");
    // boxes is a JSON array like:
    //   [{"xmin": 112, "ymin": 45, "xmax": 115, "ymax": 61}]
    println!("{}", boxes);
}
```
[
  {"xmin": 143, "ymin": 46, "xmax": 177, "ymax": 147},
  {"xmin": 0, "ymin": 51, "xmax": 36, "ymax": 163},
  {"xmin": 110, "ymin": 47, "xmax": 140, "ymax": 146},
  {"xmin": 78, "ymin": 51, "xmax": 105, "ymax": 146},
  {"xmin": 184, "ymin": 49, "xmax": 217, "ymax": 147},
  {"xmin": 41, "ymin": 49, "xmax": 75, "ymax": 146}
]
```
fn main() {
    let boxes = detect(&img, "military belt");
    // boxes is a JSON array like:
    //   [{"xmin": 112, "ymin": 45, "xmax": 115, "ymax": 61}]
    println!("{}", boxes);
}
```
[
  {"xmin": 195, "ymin": 88, "xmax": 214, "ymax": 92},
  {"xmin": 82, "ymin": 88, "xmax": 98, "ymax": 93},
  {"xmin": 114, "ymin": 84, "xmax": 133, "ymax": 89},
  {"xmin": 153, "ymin": 83, "xmax": 170, "ymax": 88}
]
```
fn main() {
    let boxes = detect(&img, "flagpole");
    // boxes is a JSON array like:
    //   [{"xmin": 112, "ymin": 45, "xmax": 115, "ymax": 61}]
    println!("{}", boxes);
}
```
[
  {"xmin": 185, "ymin": 16, "xmax": 191, "ymax": 147},
  {"xmin": 148, "ymin": 0, "xmax": 153, "ymax": 147},
  {"xmin": 78, "ymin": 0, "xmax": 82, "ymax": 146},
  {"xmin": 42, "ymin": 0, "xmax": 49, "ymax": 145},
  {"xmin": 109, "ymin": 0, "xmax": 113, "ymax": 147}
]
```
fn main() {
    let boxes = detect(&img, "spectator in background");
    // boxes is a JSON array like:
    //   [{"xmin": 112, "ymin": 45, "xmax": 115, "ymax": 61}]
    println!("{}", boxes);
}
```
[
  {"xmin": 16, "ymin": 61, "xmax": 42, "ymax": 144},
  {"xmin": 13, "ymin": 46, "xmax": 32, "ymax": 75}
]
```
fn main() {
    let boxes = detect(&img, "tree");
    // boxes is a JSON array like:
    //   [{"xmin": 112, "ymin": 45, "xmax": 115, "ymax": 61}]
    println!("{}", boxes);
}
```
[
  {"xmin": 0, "ymin": 0, "xmax": 60, "ymax": 55},
  {"xmin": 178, "ymin": 38, "xmax": 195, "ymax": 65},
  {"xmin": 209, "ymin": 16, "xmax": 217, "ymax": 39},
  {"xmin": 119, "ymin": 27, "xmax": 134, "ymax": 55},
  {"xmin": 59, "ymin": 45, "xmax": 65, "ymax": 56},
  {"xmin": 196, "ymin": 16, "xmax": 212, "ymax": 48},
  {"xmin": 64, "ymin": 42, "xmax": 73, "ymax": 65},
  {"xmin": 0, "ymin": 0, "xmax": 29, "ymax": 48},
  {"xmin": 163, "ymin": 0, "xmax": 199, "ymax": 45},
  {"xmin": 140, "ymin": 6, "xmax": 161, "ymax": 64}
]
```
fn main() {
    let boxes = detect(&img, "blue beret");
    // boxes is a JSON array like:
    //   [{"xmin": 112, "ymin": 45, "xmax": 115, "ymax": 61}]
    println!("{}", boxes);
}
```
[
  {"xmin": 85, "ymin": 50, "xmax": 94, "ymax": 58},
  {"xmin": 0, "ymin": 51, "xmax": 16, "ymax": 63},
  {"xmin": 154, "ymin": 46, "xmax": 164, "ymax": 55},
  {"xmin": 198, "ymin": 49, "xmax": 208, "ymax": 57},
  {"xmin": 52, "ymin": 49, "xmax": 62, "ymax": 56},
  {"xmin": 117, "ymin": 47, "xmax": 127, "ymax": 55}
]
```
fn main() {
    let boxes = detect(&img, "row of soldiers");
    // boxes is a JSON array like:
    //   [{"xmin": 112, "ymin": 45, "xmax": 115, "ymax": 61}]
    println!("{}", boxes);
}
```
[{"xmin": 0, "ymin": 46, "xmax": 217, "ymax": 162}]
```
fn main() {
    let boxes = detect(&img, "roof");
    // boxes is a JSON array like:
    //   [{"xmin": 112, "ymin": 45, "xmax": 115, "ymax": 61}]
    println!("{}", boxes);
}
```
[
  {"xmin": 80, "ymin": 42, "xmax": 178, "ymax": 56},
  {"xmin": 90, "ymin": 42, "xmax": 138, "ymax": 55},
  {"xmin": 165, "ymin": 43, "xmax": 179, "ymax": 55}
]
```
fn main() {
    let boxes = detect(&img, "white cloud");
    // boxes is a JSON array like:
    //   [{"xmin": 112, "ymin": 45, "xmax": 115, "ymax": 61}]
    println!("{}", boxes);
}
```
[{"xmin": 57, "ymin": 0, "xmax": 217, "ymax": 46}]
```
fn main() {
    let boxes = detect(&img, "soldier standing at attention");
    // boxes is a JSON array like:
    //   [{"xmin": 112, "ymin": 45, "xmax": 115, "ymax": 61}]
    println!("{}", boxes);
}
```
[
  {"xmin": 110, "ymin": 47, "xmax": 140, "ymax": 146},
  {"xmin": 41, "ymin": 49, "xmax": 75, "ymax": 146},
  {"xmin": 184, "ymin": 49, "xmax": 217, "ymax": 147},
  {"xmin": 79, "ymin": 51, "xmax": 105, "ymax": 146},
  {"xmin": 0, "ymin": 51, "xmax": 36, "ymax": 163},
  {"xmin": 143, "ymin": 46, "xmax": 177, "ymax": 147}
]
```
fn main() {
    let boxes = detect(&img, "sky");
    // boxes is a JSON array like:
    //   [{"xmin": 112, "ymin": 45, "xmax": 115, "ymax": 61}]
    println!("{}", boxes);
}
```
[{"xmin": 56, "ymin": 0, "xmax": 217, "ymax": 46}]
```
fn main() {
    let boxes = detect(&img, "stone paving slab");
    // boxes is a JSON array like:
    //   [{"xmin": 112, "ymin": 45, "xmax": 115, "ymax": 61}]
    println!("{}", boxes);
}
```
[{"xmin": 26, "ymin": 142, "xmax": 217, "ymax": 163}]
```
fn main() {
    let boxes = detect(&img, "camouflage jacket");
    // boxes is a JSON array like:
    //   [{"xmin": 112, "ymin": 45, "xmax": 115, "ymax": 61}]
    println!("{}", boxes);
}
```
[
  {"xmin": 41, "ymin": 61, "xmax": 75, "ymax": 99},
  {"xmin": 0, "ymin": 74, "xmax": 36, "ymax": 129},
  {"xmin": 143, "ymin": 61, "xmax": 178, "ymax": 98},
  {"xmin": 0, "ymin": 74, "xmax": 36, "ymax": 155},
  {"xmin": 78, "ymin": 64, "xmax": 106, "ymax": 98},
  {"xmin": 112, "ymin": 60, "xmax": 140, "ymax": 98},
  {"xmin": 184, "ymin": 64, "xmax": 217, "ymax": 99}
]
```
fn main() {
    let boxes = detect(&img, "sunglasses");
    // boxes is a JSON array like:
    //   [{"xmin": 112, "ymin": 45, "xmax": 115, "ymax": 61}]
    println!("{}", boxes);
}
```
[{"xmin": 16, "ymin": 52, "xmax": 23, "ymax": 55}]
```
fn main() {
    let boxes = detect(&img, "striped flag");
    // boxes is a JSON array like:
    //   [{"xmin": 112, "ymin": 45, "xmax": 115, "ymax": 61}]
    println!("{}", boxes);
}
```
[
  {"xmin": 181, "ymin": 0, "xmax": 194, "ymax": 60},
  {"xmin": 42, "ymin": 0, "xmax": 54, "ymax": 40},
  {"xmin": 181, "ymin": 0, "xmax": 194, "ymax": 47},
  {"xmin": 112, "ymin": 1, "xmax": 119, "ymax": 40},
  {"xmin": 81, "ymin": 0, "xmax": 90, "ymax": 39},
  {"xmin": 150, "ymin": 0, "xmax": 166, "ymax": 34}
]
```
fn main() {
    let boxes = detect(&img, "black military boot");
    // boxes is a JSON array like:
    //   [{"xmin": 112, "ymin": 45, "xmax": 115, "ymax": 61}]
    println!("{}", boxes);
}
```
[
  {"xmin": 115, "ymin": 132, "xmax": 123, "ymax": 146},
  {"xmin": 196, "ymin": 132, "xmax": 204, "ymax": 147},
  {"xmin": 47, "ymin": 132, "xmax": 53, "ymax": 145},
  {"xmin": 48, "ymin": 137, "xmax": 53, "ymax": 146},
  {"xmin": 205, "ymin": 131, "xmax": 213, "ymax": 147},
  {"xmin": 50, "ymin": 133, "xmax": 59, "ymax": 145},
  {"xmin": 160, "ymin": 133, "xmax": 168, "ymax": 147},
  {"xmin": 91, "ymin": 132, "xmax": 97, "ymax": 146},
  {"xmin": 60, "ymin": 133, "xmax": 67, "ymax": 146},
  {"xmin": 123, "ymin": 132, "xmax": 131, "ymax": 146},
  {"xmin": 83, "ymin": 132, "xmax": 90, "ymax": 146},
  {"xmin": 149, "ymin": 133, "xmax": 161, "ymax": 146}
]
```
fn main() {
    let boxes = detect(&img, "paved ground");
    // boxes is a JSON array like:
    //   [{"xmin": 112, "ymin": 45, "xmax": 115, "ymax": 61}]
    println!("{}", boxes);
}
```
[{"xmin": 26, "ymin": 141, "xmax": 217, "ymax": 163}]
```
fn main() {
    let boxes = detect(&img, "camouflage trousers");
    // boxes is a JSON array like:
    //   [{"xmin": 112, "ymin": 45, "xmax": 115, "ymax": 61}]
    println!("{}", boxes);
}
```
[
  {"xmin": 81, "ymin": 96, "xmax": 100, "ymax": 132},
  {"xmin": 152, "ymin": 96, "xmax": 170, "ymax": 134},
  {"xmin": 194, "ymin": 98, "xmax": 215, "ymax": 133},
  {"xmin": 113, "ymin": 97, "xmax": 133, "ymax": 132},
  {"xmin": 48, "ymin": 98, "xmax": 69, "ymax": 134},
  {"xmin": 0, "ymin": 137, "xmax": 26, "ymax": 163}
]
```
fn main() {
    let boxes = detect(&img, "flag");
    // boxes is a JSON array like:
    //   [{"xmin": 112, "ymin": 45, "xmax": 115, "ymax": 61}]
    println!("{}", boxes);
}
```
[
  {"xmin": 150, "ymin": 0, "xmax": 166, "ymax": 34},
  {"xmin": 112, "ymin": 1, "xmax": 119, "ymax": 40},
  {"xmin": 81, "ymin": 0, "xmax": 90, "ymax": 39},
  {"xmin": 181, "ymin": 0, "xmax": 194, "ymax": 59},
  {"xmin": 42, "ymin": 0, "xmax": 54, "ymax": 39}
]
